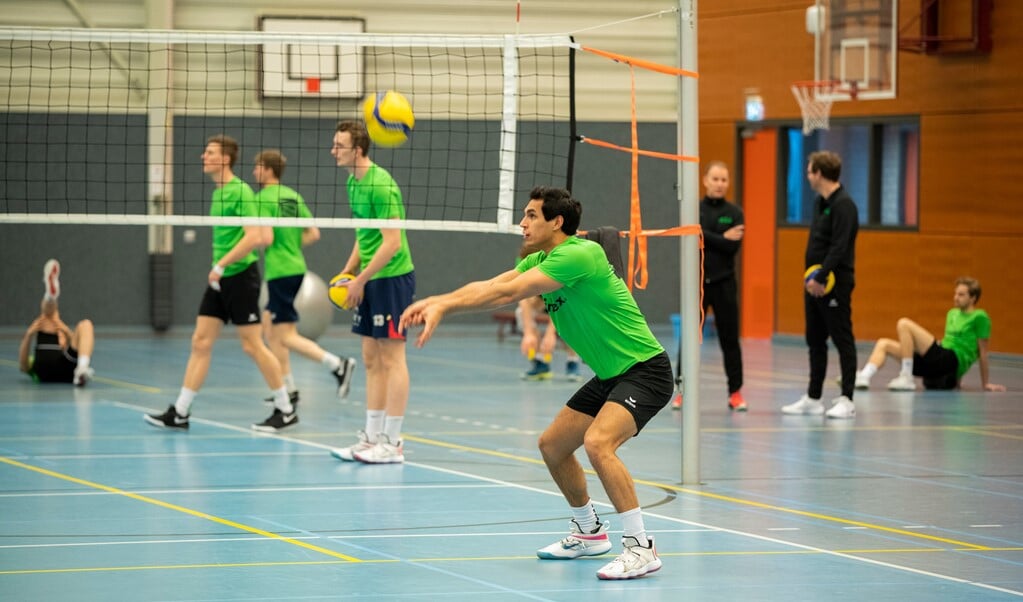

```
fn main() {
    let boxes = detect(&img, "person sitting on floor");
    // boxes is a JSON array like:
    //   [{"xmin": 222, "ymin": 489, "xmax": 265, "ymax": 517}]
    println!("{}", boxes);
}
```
[{"xmin": 854, "ymin": 276, "xmax": 1006, "ymax": 392}]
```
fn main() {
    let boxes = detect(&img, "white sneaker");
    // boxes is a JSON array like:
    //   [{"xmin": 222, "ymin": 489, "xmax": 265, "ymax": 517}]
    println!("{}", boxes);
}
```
[
  {"xmin": 887, "ymin": 373, "xmax": 917, "ymax": 391},
  {"xmin": 73, "ymin": 365, "xmax": 94, "ymax": 387},
  {"xmin": 825, "ymin": 396, "xmax": 856, "ymax": 419},
  {"xmin": 330, "ymin": 430, "xmax": 374, "ymax": 461},
  {"xmin": 43, "ymin": 259, "xmax": 61, "ymax": 300},
  {"xmin": 537, "ymin": 519, "xmax": 612, "ymax": 560},
  {"xmin": 354, "ymin": 433, "xmax": 404, "ymax": 464},
  {"xmin": 854, "ymin": 373, "xmax": 871, "ymax": 389},
  {"xmin": 596, "ymin": 536, "xmax": 661, "ymax": 580},
  {"xmin": 781, "ymin": 394, "xmax": 824, "ymax": 415}
]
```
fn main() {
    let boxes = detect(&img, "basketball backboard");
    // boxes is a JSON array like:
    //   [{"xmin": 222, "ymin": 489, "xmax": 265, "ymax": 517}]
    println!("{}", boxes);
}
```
[{"xmin": 811, "ymin": 0, "xmax": 898, "ymax": 100}]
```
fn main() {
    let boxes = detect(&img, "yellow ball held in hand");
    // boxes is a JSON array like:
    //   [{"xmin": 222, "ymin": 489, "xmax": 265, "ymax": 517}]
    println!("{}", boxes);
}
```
[
  {"xmin": 803, "ymin": 264, "xmax": 835, "ymax": 294},
  {"xmin": 328, "ymin": 272, "xmax": 356, "ymax": 310},
  {"xmin": 363, "ymin": 90, "xmax": 415, "ymax": 147}
]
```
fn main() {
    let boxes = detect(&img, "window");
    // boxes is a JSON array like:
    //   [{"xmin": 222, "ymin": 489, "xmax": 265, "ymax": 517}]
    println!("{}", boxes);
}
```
[{"xmin": 781, "ymin": 117, "xmax": 919, "ymax": 228}]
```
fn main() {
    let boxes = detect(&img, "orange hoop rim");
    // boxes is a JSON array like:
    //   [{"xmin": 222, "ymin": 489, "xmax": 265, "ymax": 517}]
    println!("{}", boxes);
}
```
[{"xmin": 791, "ymin": 79, "xmax": 860, "ymax": 100}]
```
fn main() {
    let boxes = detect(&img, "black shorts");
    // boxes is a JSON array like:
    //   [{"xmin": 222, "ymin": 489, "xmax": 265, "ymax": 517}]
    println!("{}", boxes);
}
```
[
  {"xmin": 266, "ymin": 274, "xmax": 304, "ymax": 324},
  {"xmin": 352, "ymin": 271, "xmax": 415, "ymax": 340},
  {"xmin": 914, "ymin": 341, "xmax": 959, "ymax": 390},
  {"xmin": 198, "ymin": 263, "xmax": 263, "ymax": 326},
  {"xmin": 32, "ymin": 332, "xmax": 78, "ymax": 383},
  {"xmin": 566, "ymin": 351, "xmax": 674, "ymax": 433}
]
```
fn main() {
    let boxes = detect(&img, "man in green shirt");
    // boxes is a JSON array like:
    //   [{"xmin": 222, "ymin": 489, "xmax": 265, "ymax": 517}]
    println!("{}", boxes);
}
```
[
  {"xmin": 253, "ymin": 149, "xmax": 357, "ymax": 403},
  {"xmin": 328, "ymin": 121, "xmax": 416, "ymax": 465},
  {"xmin": 399, "ymin": 186, "xmax": 673, "ymax": 581},
  {"xmin": 145, "ymin": 134, "xmax": 297, "ymax": 432},
  {"xmin": 854, "ymin": 276, "xmax": 1006, "ymax": 392}
]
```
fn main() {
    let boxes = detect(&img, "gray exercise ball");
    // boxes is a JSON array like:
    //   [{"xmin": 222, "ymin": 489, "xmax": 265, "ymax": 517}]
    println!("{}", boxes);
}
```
[{"xmin": 258, "ymin": 272, "xmax": 333, "ymax": 340}]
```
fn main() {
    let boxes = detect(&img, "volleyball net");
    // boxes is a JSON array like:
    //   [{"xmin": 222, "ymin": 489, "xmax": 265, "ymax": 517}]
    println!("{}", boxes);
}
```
[{"xmin": 0, "ymin": 27, "xmax": 576, "ymax": 233}]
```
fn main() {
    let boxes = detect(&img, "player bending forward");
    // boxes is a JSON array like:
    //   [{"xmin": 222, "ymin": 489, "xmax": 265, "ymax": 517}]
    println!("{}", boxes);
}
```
[{"xmin": 400, "ymin": 186, "xmax": 673, "ymax": 580}]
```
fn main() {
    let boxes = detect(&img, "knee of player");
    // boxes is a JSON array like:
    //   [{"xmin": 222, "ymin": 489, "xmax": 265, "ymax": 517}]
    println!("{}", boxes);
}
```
[
  {"xmin": 582, "ymin": 430, "xmax": 619, "ymax": 462},
  {"xmin": 895, "ymin": 317, "xmax": 916, "ymax": 331},
  {"xmin": 190, "ymin": 332, "xmax": 216, "ymax": 354}
]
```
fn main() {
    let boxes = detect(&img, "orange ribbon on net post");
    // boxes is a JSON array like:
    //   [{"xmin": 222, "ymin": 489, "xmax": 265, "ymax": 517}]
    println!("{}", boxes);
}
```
[{"xmin": 576, "ymin": 46, "xmax": 706, "ymax": 334}]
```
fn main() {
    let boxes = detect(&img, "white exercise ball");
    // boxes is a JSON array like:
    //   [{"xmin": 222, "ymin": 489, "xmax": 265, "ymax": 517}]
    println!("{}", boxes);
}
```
[{"xmin": 259, "ymin": 272, "xmax": 334, "ymax": 340}]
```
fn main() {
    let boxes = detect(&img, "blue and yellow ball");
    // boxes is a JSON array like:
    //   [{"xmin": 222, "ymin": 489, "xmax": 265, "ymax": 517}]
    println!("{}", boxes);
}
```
[
  {"xmin": 363, "ymin": 90, "xmax": 415, "ymax": 147},
  {"xmin": 803, "ymin": 264, "xmax": 835, "ymax": 294}
]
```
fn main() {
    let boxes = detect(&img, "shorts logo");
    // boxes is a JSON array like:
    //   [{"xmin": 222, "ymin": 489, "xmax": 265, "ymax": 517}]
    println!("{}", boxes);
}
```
[
  {"xmin": 248, "ymin": 313, "xmax": 259, "ymax": 322},
  {"xmin": 623, "ymin": 396, "xmax": 637, "ymax": 408}
]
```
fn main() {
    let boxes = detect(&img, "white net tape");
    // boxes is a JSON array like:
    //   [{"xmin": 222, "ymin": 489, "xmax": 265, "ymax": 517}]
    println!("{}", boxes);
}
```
[{"xmin": 791, "ymin": 82, "xmax": 836, "ymax": 135}]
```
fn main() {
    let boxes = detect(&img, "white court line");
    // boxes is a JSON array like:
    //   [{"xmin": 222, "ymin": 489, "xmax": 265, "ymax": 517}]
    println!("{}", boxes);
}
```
[{"xmin": 87, "ymin": 400, "xmax": 1023, "ymax": 597}]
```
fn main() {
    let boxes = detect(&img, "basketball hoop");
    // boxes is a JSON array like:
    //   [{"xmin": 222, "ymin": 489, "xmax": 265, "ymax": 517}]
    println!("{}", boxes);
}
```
[{"xmin": 791, "ymin": 80, "xmax": 840, "ymax": 135}]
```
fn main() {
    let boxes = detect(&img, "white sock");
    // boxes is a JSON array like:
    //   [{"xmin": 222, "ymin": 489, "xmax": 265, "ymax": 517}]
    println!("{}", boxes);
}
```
[
  {"xmin": 174, "ymin": 387, "xmax": 197, "ymax": 416},
  {"xmin": 384, "ymin": 415, "xmax": 404, "ymax": 442},
  {"xmin": 76, "ymin": 355, "xmax": 91, "ymax": 370},
  {"xmin": 620, "ymin": 507, "xmax": 647, "ymax": 545},
  {"xmin": 321, "ymin": 352, "xmax": 341, "ymax": 371},
  {"xmin": 283, "ymin": 373, "xmax": 297, "ymax": 393},
  {"xmin": 365, "ymin": 410, "xmax": 386, "ymax": 442},
  {"xmin": 272, "ymin": 386, "xmax": 293, "ymax": 413},
  {"xmin": 570, "ymin": 501, "xmax": 599, "ymax": 533},
  {"xmin": 901, "ymin": 358, "xmax": 913, "ymax": 376},
  {"xmin": 859, "ymin": 364, "xmax": 877, "ymax": 379}
]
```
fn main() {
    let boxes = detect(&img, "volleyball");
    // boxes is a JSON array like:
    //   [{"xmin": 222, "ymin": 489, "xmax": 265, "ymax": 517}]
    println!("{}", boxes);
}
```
[
  {"xmin": 803, "ymin": 264, "xmax": 835, "ymax": 294},
  {"xmin": 328, "ymin": 272, "xmax": 356, "ymax": 310},
  {"xmin": 363, "ymin": 90, "xmax": 415, "ymax": 147}
]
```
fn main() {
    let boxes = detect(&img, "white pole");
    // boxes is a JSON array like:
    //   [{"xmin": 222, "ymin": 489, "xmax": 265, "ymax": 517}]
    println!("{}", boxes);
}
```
[{"xmin": 678, "ymin": 0, "xmax": 701, "ymax": 485}]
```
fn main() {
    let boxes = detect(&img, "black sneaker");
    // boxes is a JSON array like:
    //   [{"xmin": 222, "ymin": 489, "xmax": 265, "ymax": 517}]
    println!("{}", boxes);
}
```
[
  {"xmin": 144, "ymin": 405, "xmax": 190, "ymax": 430},
  {"xmin": 252, "ymin": 409, "xmax": 299, "ymax": 432},
  {"xmin": 334, "ymin": 357, "xmax": 357, "ymax": 399},
  {"xmin": 263, "ymin": 390, "xmax": 300, "ymax": 406}
]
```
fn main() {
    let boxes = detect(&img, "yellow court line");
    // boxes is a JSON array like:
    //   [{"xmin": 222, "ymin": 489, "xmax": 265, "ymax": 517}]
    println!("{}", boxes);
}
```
[
  {"xmin": 5, "ymin": 545, "xmax": 1021, "ymax": 576},
  {"xmin": 402, "ymin": 434, "xmax": 992, "ymax": 551},
  {"xmin": 0, "ymin": 456, "xmax": 361, "ymax": 563},
  {"xmin": 952, "ymin": 426, "xmax": 1023, "ymax": 441}
]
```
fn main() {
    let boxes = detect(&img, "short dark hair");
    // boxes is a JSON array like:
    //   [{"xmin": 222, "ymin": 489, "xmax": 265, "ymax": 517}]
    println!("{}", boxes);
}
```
[
  {"xmin": 336, "ymin": 120, "xmax": 370, "ymax": 155},
  {"xmin": 808, "ymin": 150, "xmax": 842, "ymax": 181},
  {"xmin": 206, "ymin": 134, "xmax": 239, "ymax": 167},
  {"xmin": 529, "ymin": 186, "xmax": 581, "ymax": 235},
  {"xmin": 955, "ymin": 276, "xmax": 981, "ymax": 302},
  {"xmin": 254, "ymin": 149, "xmax": 286, "ymax": 179}
]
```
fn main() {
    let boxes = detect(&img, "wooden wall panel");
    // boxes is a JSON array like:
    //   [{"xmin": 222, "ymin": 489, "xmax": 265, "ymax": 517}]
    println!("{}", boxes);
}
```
[
  {"xmin": 775, "ymin": 229, "xmax": 806, "ymax": 335},
  {"xmin": 919, "ymin": 112, "xmax": 1023, "ymax": 234}
]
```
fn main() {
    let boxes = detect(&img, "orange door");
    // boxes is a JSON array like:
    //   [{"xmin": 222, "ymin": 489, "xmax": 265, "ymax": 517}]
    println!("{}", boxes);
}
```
[{"xmin": 740, "ymin": 128, "xmax": 778, "ymax": 338}]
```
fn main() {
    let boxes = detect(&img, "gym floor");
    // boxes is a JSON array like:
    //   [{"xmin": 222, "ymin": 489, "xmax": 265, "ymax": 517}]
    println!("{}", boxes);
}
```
[{"xmin": 1, "ymin": 324, "xmax": 1021, "ymax": 601}]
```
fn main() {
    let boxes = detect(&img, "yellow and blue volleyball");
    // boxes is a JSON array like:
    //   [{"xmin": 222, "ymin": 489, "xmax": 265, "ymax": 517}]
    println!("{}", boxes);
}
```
[
  {"xmin": 803, "ymin": 264, "xmax": 835, "ymax": 294},
  {"xmin": 363, "ymin": 90, "xmax": 415, "ymax": 147}
]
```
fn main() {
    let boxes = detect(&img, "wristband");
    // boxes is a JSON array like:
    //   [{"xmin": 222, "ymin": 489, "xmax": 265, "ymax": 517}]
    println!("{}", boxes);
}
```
[{"xmin": 212, "ymin": 264, "xmax": 225, "ymax": 276}]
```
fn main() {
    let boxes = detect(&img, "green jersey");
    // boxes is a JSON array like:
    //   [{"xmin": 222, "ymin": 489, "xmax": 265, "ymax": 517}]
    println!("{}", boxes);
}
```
[
  {"xmin": 941, "ymin": 308, "xmax": 992, "ymax": 378},
  {"xmin": 516, "ymin": 237, "xmax": 663, "ymax": 379},
  {"xmin": 258, "ymin": 183, "xmax": 312, "ymax": 281},
  {"xmin": 347, "ymin": 163, "xmax": 414, "ymax": 279},
  {"xmin": 211, "ymin": 176, "xmax": 263, "ymax": 277}
]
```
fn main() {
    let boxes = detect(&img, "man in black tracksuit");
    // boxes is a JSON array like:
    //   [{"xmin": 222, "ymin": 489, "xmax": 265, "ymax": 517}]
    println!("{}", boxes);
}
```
[
  {"xmin": 782, "ymin": 150, "xmax": 859, "ymax": 419},
  {"xmin": 699, "ymin": 161, "xmax": 747, "ymax": 411}
]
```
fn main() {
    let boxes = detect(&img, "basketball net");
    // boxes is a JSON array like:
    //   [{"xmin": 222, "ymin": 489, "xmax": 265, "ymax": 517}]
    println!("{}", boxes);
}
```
[{"xmin": 791, "ymin": 81, "xmax": 838, "ymax": 135}]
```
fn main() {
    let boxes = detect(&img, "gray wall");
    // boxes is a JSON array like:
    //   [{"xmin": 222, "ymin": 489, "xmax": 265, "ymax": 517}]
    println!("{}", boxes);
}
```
[{"xmin": 0, "ymin": 121, "xmax": 682, "ymax": 330}]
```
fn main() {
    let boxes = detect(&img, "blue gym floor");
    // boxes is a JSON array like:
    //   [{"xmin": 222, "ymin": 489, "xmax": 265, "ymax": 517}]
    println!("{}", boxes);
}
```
[{"xmin": 1, "ymin": 324, "xmax": 1021, "ymax": 601}]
